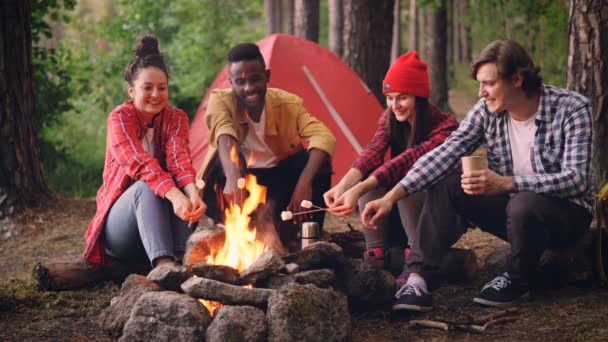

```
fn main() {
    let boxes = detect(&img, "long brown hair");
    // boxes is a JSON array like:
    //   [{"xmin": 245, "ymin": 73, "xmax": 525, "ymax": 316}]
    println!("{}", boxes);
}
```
[{"xmin": 388, "ymin": 97, "xmax": 434, "ymax": 157}]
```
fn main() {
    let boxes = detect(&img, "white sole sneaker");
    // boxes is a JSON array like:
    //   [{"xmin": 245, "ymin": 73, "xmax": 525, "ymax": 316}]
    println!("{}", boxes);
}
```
[
  {"xmin": 392, "ymin": 303, "xmax": 433, "ymax": 312},
  {"xmin": 473, "ymin": 291, "xmax": 530, "ymax": 307}
]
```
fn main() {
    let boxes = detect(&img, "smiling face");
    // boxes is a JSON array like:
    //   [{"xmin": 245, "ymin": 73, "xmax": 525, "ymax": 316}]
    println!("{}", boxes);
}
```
[
  {"xmin": 127, "ymin": 67, "xmax": 168, "ymax": 119},
  {"xmin": 476, "ymin": 62, "xmax": 522, "ymax": 114},
  {"xmin": 229, "ymin": 59, "xmax": 269, "ymax": 114},
  {"xmin": 386, "ymin": 92, "xmax": 416, "ymax": 124}
]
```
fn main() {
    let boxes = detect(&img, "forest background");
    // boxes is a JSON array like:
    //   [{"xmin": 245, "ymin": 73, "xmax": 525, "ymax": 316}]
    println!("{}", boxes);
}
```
[{"xmin": 32, "ymin": 0, "xmax": 571, "ymax": 198}]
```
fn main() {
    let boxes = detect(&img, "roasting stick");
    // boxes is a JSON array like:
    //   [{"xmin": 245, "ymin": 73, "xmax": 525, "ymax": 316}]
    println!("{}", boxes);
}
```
[{"xmin": 281, "ymin": 208, "xmax": 330, "ymax": 221}]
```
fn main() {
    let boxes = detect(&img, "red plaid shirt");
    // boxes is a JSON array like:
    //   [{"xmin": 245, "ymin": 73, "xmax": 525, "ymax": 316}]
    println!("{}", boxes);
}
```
[
  {"xmin": 83, "ymin": 101, "xmax": 196, "ymax": 265},
  {"xmin": 352, "ymin": 105, "xmax": 458, "ymax": 187}
]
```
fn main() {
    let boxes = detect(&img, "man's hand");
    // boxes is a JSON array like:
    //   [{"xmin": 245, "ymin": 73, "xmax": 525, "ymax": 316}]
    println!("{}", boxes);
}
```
[
  {"xmin": 361, "ymin": 196, "xmax": 393, "ymax": 230},
  {"xmin": 461, "ymin": 169, "xmax": 514, "ymax": 195},
  {"xmin": 224, "ymin": 172, "xmax": 246, "ymax": 208},
  {"xmin": 287, "ymin": 180, "xmax": 313, "ymax": 225}
]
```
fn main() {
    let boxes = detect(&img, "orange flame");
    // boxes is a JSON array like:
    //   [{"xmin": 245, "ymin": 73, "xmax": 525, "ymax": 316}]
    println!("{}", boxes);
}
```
[{"xmin": 201, "ymin": 172, "xmax": 269, "ymax": 314}]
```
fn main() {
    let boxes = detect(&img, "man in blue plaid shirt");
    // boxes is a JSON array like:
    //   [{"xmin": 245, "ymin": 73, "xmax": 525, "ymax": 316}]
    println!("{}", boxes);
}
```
[{"xmin": 362, "ymin": 40, "xmax": 594, "ymax": 312}]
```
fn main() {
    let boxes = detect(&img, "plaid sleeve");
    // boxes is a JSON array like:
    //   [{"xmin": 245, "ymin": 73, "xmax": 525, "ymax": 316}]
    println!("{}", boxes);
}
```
[
  {"xmin": 513, "ymin": 98, "xmax": 593, "ymax": 197},
  {"xmin": 352, "ymin": 110, "xmax": 390, "ymax": 177},
  {"xmin": 400, "ymin": 100, "xmax": 486, "ymax": 193},
  {"xmin": 164, "ymin": 108, "xmax": 196, "ymax": 189},
  {"xmin": 372, "ymin": 111, "xmax": 459, "ymax": 187},
  {"xmin": 108, "ymin": 109, "xmax": 175, "ymax": 197}
]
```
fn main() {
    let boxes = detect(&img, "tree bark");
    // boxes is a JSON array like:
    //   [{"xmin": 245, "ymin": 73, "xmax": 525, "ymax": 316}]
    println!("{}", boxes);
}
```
[
  {"xmin": 408, "ymin": 0, "xmax": 417, "ymax": 51},
  {"xmin": 343, "ymin": 0, "xmax": 394, "ymax": 104},
  {"xmin": 328, "ymin": 0, "xmax": 343, "ymax": 56},
  {"xmin": 567, "ymin": 0, "xmax": 608, "ymax": 186},
  {"xmin": 265, "ymin": 0, "xmax": 283, "ymax": 35},
  {"xmin": 458, "ymin": 0, "xmax": 471, "ymax": 64},
  {"xmin": 287, "ymin": 0, "xmax": 295, "ymax": 35},
  {"xmin": 391, "ymin": 0, "xmax": 401, "ymax": 61},
  {"xmin": 424, "ymin": 5, "xmax": 449, "ymax": 110},
  {"xmin": 0, "ymin": 0, "xmax": 50, "ymax": 219},
  {"xmin": 294, "ymin": 0, "xmax": 320, "ymax": 42}
]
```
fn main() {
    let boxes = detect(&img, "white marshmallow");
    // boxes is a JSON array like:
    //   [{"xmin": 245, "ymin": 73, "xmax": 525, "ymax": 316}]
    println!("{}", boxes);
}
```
[
  {"xmin": 195, "ymin": 179, "xmax": 206, "ymax": 190},
  {"xmin": 237, "ymin": 178, "xmax": 246, "ymax": 189},
  {"xmin": 300, "ymin": 200, "xmax": 313, "ymax": 209},
  {"xmin": 281, "ymin": 211, "xmax": 293, "ymax": 221}
]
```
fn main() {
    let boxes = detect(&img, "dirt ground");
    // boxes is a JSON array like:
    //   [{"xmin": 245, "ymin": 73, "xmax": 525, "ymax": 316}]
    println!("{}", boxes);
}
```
[{"xmin": 1, "ymin": 90, "xmax": 607, "ymax": 341}]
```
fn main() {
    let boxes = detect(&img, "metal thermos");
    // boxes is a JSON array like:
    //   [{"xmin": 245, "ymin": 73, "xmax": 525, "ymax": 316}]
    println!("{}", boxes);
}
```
[{"xmin": 301, "ymin": 222, "xmax": 319, "ymax": 250}]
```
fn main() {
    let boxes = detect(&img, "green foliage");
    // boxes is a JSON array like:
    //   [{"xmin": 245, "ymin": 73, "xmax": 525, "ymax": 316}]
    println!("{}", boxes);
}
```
[
  {"xmin": 466, "ymin": 0, "xmax": 569, "ymax": 86},
  {"xmin": 35, "ymin": 0, "xmax": 264, "ymax": 197}
]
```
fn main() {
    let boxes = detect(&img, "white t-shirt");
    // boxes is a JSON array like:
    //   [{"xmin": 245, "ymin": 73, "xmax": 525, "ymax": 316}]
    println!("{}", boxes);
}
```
[
  {"xmin": 242, "ymin": 109, "xmax": 279, "ymax": 168},
  {"xmin": 141, "ymin": 127, "xmax": 155, "ymax": 156},
  {"xmin": 507, "ymin": 114, "xmax": 538, "ymax": 176}
]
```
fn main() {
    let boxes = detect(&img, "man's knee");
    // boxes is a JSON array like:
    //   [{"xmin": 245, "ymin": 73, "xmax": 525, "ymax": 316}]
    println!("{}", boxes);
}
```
[{"xmin": 506, "ymin": 192, "xmax": 539, "ymax": 223}]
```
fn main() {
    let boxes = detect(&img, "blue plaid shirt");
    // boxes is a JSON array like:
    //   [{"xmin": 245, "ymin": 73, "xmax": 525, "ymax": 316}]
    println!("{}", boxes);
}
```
[{"xmin": 400, "ymin": 85, "xmax": 594, "ymax": 213}]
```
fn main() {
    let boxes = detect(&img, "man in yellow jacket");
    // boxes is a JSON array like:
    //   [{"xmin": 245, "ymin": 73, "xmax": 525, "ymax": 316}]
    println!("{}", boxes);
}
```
[{"xmin": 199, "ymin": 42, "xmax": 336, "ymax": 252}]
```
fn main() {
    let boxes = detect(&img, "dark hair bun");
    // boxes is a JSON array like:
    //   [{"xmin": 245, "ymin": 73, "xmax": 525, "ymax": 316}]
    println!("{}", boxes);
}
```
[{"xmin": 133, "ymin": 35, "xmax": 161, "ymax": 57}]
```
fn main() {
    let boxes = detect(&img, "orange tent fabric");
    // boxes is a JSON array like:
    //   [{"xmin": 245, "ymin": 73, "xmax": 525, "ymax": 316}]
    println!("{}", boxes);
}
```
[{"xmin": 189, "ymin": 33, "xmax": 384, "ymax": 185}]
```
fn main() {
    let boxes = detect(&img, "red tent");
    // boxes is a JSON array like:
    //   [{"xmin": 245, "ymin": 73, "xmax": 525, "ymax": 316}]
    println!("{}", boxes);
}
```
[{"xmin": 189, "ymin": 33, "xmax": 384, "ymax": 185}]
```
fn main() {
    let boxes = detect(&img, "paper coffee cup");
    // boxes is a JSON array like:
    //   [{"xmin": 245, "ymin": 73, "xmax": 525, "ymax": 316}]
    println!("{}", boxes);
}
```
[{"xmin": 461, "ymin": 155, "xmax": 487, "ymax": 173}]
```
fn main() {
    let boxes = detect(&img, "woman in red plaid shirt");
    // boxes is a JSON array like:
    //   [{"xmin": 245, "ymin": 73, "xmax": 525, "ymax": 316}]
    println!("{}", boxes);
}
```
[
  {"xmin": 323, "ymin": 51, "xmax": 458, "ymax": 285},
  {"xmin": 82, "ymin": 35, "xmax": 206, "ymax": 273}
]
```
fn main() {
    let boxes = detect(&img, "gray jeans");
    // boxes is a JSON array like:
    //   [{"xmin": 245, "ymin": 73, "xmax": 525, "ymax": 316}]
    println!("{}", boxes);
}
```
[
  {"xmin": 358, "ymin": 188, "xmax": 426, "ymax": 250},
  {"xmin": 104, "ymin": 181, "xmax": 191, "ymax": 266}
]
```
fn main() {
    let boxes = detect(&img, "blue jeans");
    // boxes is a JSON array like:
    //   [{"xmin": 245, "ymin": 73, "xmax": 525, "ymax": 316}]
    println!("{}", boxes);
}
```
[{"xmin": 104, "ymin": 181, "xmax": 191, "ymax": 266}]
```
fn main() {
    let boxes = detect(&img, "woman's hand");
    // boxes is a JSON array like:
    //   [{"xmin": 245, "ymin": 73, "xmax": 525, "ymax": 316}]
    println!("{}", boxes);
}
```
[
  {"xmin": 323, "ymin": 184, "xmax": 347, "ymax": 208},
  {"xmin": 329, "ymin": 186, "xmax": 362, "ymax": 216},
  {"xmin": 165, "ymin": 187, "xmax": 193, "ymax": 221},
  {"xmin": 183, "ymin": 183, "xmax": 207, "ymax": 227}
]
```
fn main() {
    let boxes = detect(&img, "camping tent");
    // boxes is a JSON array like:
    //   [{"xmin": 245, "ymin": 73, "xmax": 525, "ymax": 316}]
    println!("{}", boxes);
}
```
[{"xmin": 189, "ymin": 33, "xmax": 384, "ymax": 185}]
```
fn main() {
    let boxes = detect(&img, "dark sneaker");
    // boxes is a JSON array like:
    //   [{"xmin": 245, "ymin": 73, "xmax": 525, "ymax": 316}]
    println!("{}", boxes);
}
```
[
  {"xmin": 473, "ymin": 272, "xmax": 530, "ymax": 307},
  {"xmin": 364, "ymin": 248, "xmax": 387, "ymax": 268},
  {"xmin": 392, "ymin": 283, "xmax": 433, "ymax": 312}
]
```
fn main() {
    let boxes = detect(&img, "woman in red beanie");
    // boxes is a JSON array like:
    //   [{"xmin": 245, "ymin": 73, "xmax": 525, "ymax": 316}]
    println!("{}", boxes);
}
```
[{"xmin": 323, "ymin": 51, "xmax": 458, "ymax": 285}]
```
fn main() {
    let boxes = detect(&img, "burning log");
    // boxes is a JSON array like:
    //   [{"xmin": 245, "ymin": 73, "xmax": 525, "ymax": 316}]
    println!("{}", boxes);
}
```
[
  {"xmin": 191, "ymin": 263, "xmax": 241, "ymax": 285},
  {"xmin": 183, "ymin": 216, "xmax": 226, "ymax": 267},
  {"xmin": 182, "ymin": 277, "xmax": 274, "ymax": 308}
]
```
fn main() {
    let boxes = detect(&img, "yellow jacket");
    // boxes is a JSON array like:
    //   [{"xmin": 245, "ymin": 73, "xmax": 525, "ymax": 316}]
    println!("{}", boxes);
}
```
[{"xmin": 197, "ymin": 88, "xmax": 336, "ymax": 179}]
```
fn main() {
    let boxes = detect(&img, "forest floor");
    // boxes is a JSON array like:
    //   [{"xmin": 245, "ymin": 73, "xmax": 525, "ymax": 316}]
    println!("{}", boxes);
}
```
[{"xmin": 1, "ymin": 89, "xmax": 608, "ymax": 341}]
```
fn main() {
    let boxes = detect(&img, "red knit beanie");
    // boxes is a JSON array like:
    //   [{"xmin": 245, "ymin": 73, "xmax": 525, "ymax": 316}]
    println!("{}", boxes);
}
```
[{"xmin": 382, "ymin": 51, "xmax": 430, "ymax": 98}]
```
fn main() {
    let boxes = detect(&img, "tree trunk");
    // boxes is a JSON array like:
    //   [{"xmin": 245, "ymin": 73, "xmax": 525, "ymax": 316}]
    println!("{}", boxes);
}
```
[
  {"xmin": 456, "ymin": 0, "xmax": 470, "ymax": 64},
  {"xmin": 0, "ymin": 0, "xmax": 50, "ymax": 219},
  {"xmin": 328, "ymin": 0, "xmax": 343, "ymax": 56},
  {"xmin": 391, "ymin": 0, "xmax": 401, "ymax": 61},
  {"xmin": 424, "ymin": 5, "xmax": 449, "ymax": 110},
  {"xmin": 452, "ymin": 0, "xmax": 460, "ymax": 65},
  {"xmin": 265, "ymin": 0, "xmax": 283, "ymax": 35},
  {"xmin": 567, "ymin": 0, "xmax": 608, "ymax": 186},
  {"xmin": 294, "ymin": 0, "xmax": 320, "ymax": 42},
  {"xmin": 343, "ymin": 0, "xmax": 394, "ymax": 104},
  {"xmin": 408, "ymin": 0, "xmax": 417, "ymax": 51},
  {"xmin": 287, "ymin": 0, "xmax": 295, "ymax": 35}
]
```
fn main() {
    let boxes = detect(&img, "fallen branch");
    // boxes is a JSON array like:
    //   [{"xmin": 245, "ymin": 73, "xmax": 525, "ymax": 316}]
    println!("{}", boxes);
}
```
[{"xmin": 410, "ymin": 308, "xmax": 520, "ymax": 334}]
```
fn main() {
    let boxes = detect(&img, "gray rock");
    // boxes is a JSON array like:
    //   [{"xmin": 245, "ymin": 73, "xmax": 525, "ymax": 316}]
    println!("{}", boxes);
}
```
[
  {"xmin": 484, "ymin": 244, "xmax": 511, "ymax": 276},
  {"xmin": 285, "ymin": 263, "xmax": 300, "ymax": 274},
  {"xmin": 119, "ymin": 291, "xmax": 211, "ymax": 342},
  {"xmin": 206, "ymin": 306, "xmax": 267, "ymax": 342},
  {"xmin": 191, "ymin": 263, "xmax": 241, "ymax": 285},
  {"xmin": 283, "ymin": 241, "xmax": 346, "ymax": 271},
  {"xmin": 147, "ymin": 262, "xmax": 191, "ymax": 292},
  {"xmin": 257, "ymin": 273, "xmax": 296, "ymax": 290},
  {"xmin": 335, "ymin": 258, "xmax": 396, "ymax": 308},
  {"xmin": 294, "ymin": 268, "xmax": 335, "ymax": 288},
  {"xmin": 98, "ymin": 274, "xmax": 160, "ymax": 338},
  {"xmin": 182, "ymin": 277, "xmax": 274, "ymax": 308},
  {"xmin": 267, "ymin": 283, "xmax": 350, "ymax": 342},
  {"xmin": 240, "ymin": 249, "xmax": 285, "ymax": 284}
]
